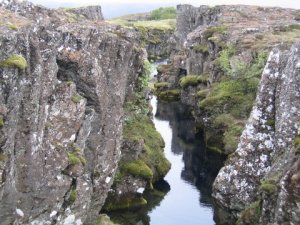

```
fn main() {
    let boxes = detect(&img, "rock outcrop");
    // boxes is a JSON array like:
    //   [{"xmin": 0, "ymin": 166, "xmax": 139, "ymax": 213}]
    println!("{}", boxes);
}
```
[
  {"xmin": 69, "ymin": 6, "xmax": 104, "ymax": 21},
  {"xmin": 213, "ymin": 45, "xmax": 300, "ymax": 224},
  {"xmin": 0, "ymin": 1, "xmax": 145, "ymax": 224}
]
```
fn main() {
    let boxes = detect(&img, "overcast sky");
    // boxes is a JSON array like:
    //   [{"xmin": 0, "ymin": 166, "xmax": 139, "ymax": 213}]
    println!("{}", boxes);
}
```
[{"xmin": 28, "ymin": 0, "xmax": 300, "ymax": 18}]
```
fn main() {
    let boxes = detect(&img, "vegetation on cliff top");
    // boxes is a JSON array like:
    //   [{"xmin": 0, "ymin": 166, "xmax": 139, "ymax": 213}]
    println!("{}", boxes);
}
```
[{"xmin": 149, "ymin": 7, "xmax": 176, "ymax": 20}]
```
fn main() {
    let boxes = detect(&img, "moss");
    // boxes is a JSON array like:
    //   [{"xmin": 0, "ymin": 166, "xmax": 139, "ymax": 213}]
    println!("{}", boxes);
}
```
[
  {"xmin": 157, "ymin": 89, "xmax": 181, "ymax": 101},
  {"xmin": 193, "ymin": 44, "xmax": 209, "ymax": 54},
  {"xmin": 197, "ymin": 89, "xmax": 209, "ymax": 98},
  {"xmin": 295, "ymin": 137, "xmax": 300, "ymax": 153},
  {"xmin": 203, "ymin": 26, "xmax": 227, "ymax": 40},
  {"xmin": 236, "ymin": 200, "xmax": 261, "ymax": 225},
  {"xmin": 7, "ymin": 23, "xmax": 18, "ymax": 31},
  {"xmin": 0, "ymin": 54, "xmax": 27, "ymax": 70},
  {"xmin": 103, "ymin": 194, "xmax": 147, "ymax": 211},
  {"xmin": 94, "ymin": 214, "xmax": 119, "ymax": 225},
  {"xmin": 66, "ymin": 80, "xmax": 73, "ymax": 86},
  {"xmin": 0, "ymin": 154, "xmax": 7, "ymax": 162},
  {"xmin": 68, "ymin": 152, "xmax": 81, "ymax": 165},
  {"xmin": 179, "ymin": 75, "xmax": 207, "ymax": 88},
  {"xmin": 123, "ymin": 115, "xmax": 170, "ymax": 182},
  {"xmin": 121, "ymin": 160, "xmax": 153, "ymax": 180},
  {"xmin": 266, "ymin": 119, "xmax": 275, "ymax": 128},
  {"xmin": 68, "ymin": 189, "xmax": 77, "ymax": 204},
  {"xmin": 0, "ymin": 117, "xmax": 4, "ymax": 128},
  {"xmin": 154, "ymin": 82, "xmax": 170, "ymax": 88},
  {"xmin": 223, "ymin": 123, "xmax": 244, "ymax": 152},
  {"xmin": 71, "ymin": 95, "xmax": 82, "ymax": 104},
  {"xmin": 259, "ymin": 180, "xmax": 277, "ymax": 194},
  {"xmin": 150, "ymin": 7, "xmax": 176, "ymax": 20}
]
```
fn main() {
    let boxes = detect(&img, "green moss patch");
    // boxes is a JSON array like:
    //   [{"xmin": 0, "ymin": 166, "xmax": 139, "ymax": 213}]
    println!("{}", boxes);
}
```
[
  {"xmin": 157, "ymin": 89, "xmax": 180, "ymax": 101},
  {"xmin": 69, "ymin": 189, "xmax": 77, "ymax": 203},
  {"xmin": 103, "ymin": 194, "xmax": 147, "ymax": 211},
  {"xmin": 259, "ymin": 180, "xmax": 277, "ymax": 194},
  {"xmin": 71, "ymin": 95, "xmax": 82, "ymax": 104},
  {"xmin": 67, "ymin": 151, "xmax": 86, "ymax": 166},
  {"xmin": 123, "ymin": 115, "xmax": 170, "ymax": 182},
  {"xmin": 0, "ymin": 54, "xmax": 27, "ymax": 70},
  {"xmin": 0, "ymin": 154, "xmax": 7, "ymax": 162},
  {"xmin": 179, "ymin": 75, "xmax": 207, "ymax": 88},
  {"xmin": 193, "ymin": 44, "xmax": 209, "ymax": 54},
  {"xmin": 121, "ymin": 160, "xmax": 153, "ymax": 180},
  {"xmin": 0, "ymin": 117, "xmax": 4, "ymax": 128},
  {"xmin": 154, "ymin": 82, "xmax": 170, "ymax": 88},
  {"xmin": 94, "ymin": 214, "xmax": 120, "ymax": 225}
]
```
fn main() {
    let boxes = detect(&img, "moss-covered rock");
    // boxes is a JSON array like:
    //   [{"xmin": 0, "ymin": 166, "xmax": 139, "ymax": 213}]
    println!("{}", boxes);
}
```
[
  {"xmin": 179, "ymin": 75, "xmax": 207, "ymax": 88},
  {"xmin": 157, "ymin": 89, "xmax": 181, "ymax": 101},
  {"xmin": 236, "ymin": 200, "xmax": 261, "ymax": 225},
  {"xmin": 0, "ymin": 54, "xmax": 27, "ymax": 70},
  {"xmin": 120, "ymin": 160, "xmax": 153, "ymax": 180},
  {"xmin": 103, "ymin": 193, "xmax": 147, "ymax": 211},
  {"xmin": 259, "ymin": 180, "xmax": 277, "ymax": 194},
  {"xmin": 94, "ymin": 214, "xmax": 119, "ymax": 225}
]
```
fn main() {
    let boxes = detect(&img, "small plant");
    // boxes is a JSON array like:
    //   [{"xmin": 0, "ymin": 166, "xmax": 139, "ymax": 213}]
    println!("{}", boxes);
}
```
[
  {"xmin": 67, "ymin": 151, "xmax": 86, "ymax": 166},
  {"xmin": 193, "ymin": 44, "xmax": 209, "ymax": 54},
  {"xmin": 71, "ymin": 95, "xmax": 82, "ymax": 104},
  {"xmin": 68, "ymin": 189, "xmax": 77, "ymax": 204},
  {"xmin": 179, "ymin": 75, "xmax": 207, "ymax": 88},
  {"xmin": 7, "ymin": 23, "xmax": 18, "ymax": 31},
  {"xmin": 0, "ymin": 54, "xmax": 27, "ymax": 70}
]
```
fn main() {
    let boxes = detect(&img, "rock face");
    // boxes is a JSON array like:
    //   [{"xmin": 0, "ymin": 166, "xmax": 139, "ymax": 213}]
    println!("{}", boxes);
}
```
[
  {"xmin": 0, "ymin": 1, "xmax": 144, "ymax": 225},
  {"xmin": 213, "ymin": 44, "xmax": 300, "ymax": 224},
  {"xmin": 69, "ymin": 6, "xmax": 104, "ymax": 20}
]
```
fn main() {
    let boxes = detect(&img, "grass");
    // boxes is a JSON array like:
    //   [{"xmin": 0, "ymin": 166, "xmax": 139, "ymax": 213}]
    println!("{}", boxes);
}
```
[
  {"xmin": 121, "ymin": 160, "xmax": 153, "ymax": 180},
  {"xmin": 179, "ymin": 75, "xmax": 207, "ymax": 88},
  {"xmin": 197, "ymin": 89, "xmax": 209, "ymax": 98},
  {"xmin": 0, "ymin": 54, "xmax": 27, "ymax": 70},
  {"xmin": 71, "ymin": 95, "xmax": 82, "ymax": 104},
  {"xmin": 108, "ymin": 19, "xmax": 176, "ymax": 31}
]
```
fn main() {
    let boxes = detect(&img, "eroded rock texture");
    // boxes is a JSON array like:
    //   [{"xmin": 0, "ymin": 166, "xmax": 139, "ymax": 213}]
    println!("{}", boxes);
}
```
[
  {"xmin": 213, "ymin": 45, "xmax": 300, "ymax": 224},
  {"xmin": 0, "ymin": 1, "xmax": 144, "ymax": 224}
]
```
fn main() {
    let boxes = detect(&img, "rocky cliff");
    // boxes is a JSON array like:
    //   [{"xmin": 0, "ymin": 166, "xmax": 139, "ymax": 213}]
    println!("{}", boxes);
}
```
[
  {"xmin": 213, "ymin": 44, "xmax": 300, "ymax": 225},
  {"xmin": 0, "ymin": 1, "xmax": 145, "ymax": 224}
]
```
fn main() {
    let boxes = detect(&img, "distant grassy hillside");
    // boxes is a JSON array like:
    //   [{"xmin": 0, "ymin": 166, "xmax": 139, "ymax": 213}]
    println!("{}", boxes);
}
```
[{"xmin": 149, "ymin": 7, "xmax": 176, "ymax": 20}]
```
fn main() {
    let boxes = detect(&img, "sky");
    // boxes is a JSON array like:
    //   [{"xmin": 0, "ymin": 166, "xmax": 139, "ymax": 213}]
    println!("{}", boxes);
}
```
[{"xmin": 27, "ymin": 0, "xmax": 300, "ymax": 18}]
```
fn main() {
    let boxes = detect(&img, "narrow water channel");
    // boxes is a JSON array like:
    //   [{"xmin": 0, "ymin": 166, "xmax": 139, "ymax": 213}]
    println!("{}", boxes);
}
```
[{"xmin": 107, "ymin": 61, "xmax": 226, "ymax": 225}]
